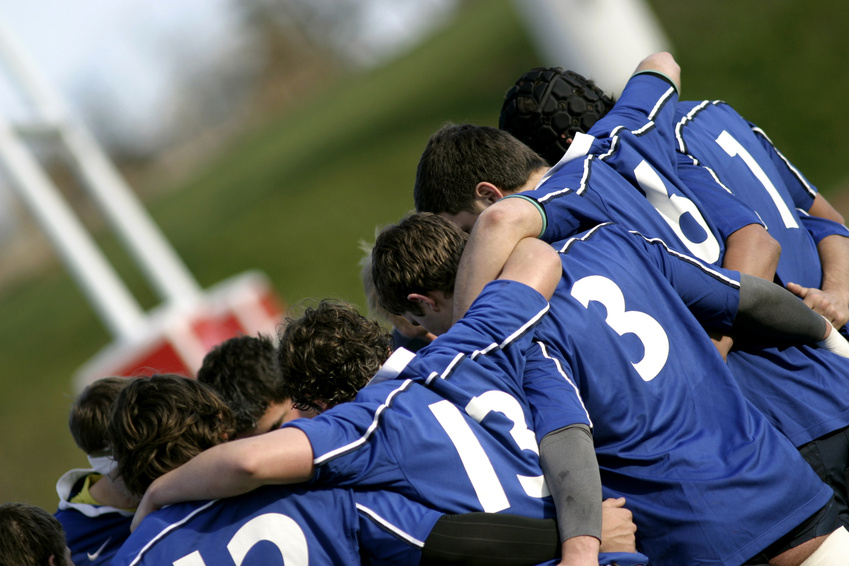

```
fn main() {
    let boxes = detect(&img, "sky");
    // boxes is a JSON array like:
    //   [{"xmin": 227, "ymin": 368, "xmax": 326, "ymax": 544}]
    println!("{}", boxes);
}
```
[
  {"xmin": 0, "ymin": 0, "xmax": 457, "ymax": 145},
  {"xmin": 0, "ymin": 0, "xmax": 457, "ymax": 241}
]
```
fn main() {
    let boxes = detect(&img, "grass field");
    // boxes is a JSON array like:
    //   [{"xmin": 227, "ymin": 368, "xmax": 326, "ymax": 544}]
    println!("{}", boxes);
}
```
[{"xmin": 2, "ymin": 0, "xmax": 848, "ymax": 509}]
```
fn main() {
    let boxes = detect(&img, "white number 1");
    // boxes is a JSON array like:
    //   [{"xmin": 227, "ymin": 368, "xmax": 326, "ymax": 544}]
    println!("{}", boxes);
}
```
[{"xmin": 715, "ymin": 130, "xmax": 799, "ymax": 229}]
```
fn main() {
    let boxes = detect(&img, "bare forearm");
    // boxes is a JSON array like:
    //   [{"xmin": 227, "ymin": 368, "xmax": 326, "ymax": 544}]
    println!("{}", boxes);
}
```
[
  {"xmin": 133, "ymin": 428, "xmax": 314, "ymax": 529},
  {"xmin": 453, "ymin": 198, "xmax": 543, "ymax": 320},
  {"xmin": 721, "ymin": 224, "xmax": 780, "ymax": 281},
  {"xmin": 808, "ymin": 193, "xmax": 845, "ymax": 225},
  {"xmin": 818, "ymin": 235, "xmax": 849, "ymax": 325},
  {"xmin": 559, "ymin": 536, "xmax": 601, "ymax": 566}
]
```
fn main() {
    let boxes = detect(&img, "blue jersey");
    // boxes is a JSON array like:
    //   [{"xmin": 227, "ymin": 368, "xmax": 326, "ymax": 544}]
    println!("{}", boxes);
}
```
[
  {"xmin": 668, "ymin": 100, "xmax": 849, "ymax": 446},
  {"xmin": 519, "ymin": 72, "xmax": 763, "ymax": 267},
  {"xmin": 521, "ymin": 71, "xmax": 849, "ymax": 448},
  {"xmin": 53, "ymin": 469, "xmax": 132, "ymax": 566},
  {"xmin": 286, "ymin": 281, "xmax": 556, "ymax": 520},
  {"xmin": 112, "ymin": 484, "xmax": 361, "ymax": 566},
  {"xmin": 524, "ymin": 223, "xmax": 832, "ymax": 566},
  {"xmin": 354, "ymin": 489, "xmax": 442, "ymax": 566},
  {"xmin": 674, "ymin": 100, "xmax": 849, "ymax": 289}
]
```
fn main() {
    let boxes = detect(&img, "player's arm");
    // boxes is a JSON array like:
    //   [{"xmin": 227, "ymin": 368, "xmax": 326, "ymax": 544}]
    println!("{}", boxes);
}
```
[
  {"xmin": 132, "ymin": 427, "xmax": 314, "ymax": 530},
  {"xmin": 735, "ymin": 273, "xmax": 849, "ymax": 356},
  {"xmin": 785, "ymin": 214, "xmax": 849, "ymax": 327},
  {"xmin": 632, "ymin": 51, "xmax": 681, "ymax": 91},
  {"xmin": 453, "ymin": 196, "xmax": 544, "ymax": 321},
  {"xmin": 787, "ymin": 233, "xmax": 849, "ymax": 329},
  {"xmin": 710, "ymin": 223, "xmax": 781, "ymax": 358},
  {"xmin": 540, "ymin": 425, "xmax": 602, "ymax": 566},
  {"xmin": 497, "ymin": 235, "xmax": 561, "ymax": 301},
  {"xmin": 808, "ymin": 193, "xmax": 846, "ymax": 225}
]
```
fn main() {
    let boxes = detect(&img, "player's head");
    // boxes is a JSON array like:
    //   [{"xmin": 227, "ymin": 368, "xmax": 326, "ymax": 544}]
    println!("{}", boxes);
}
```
[
  {"xmin": 69, "ymin": 376, "xmax": 130, "ymax": 474},
  {"xmin": 277, "ymin": 300, "xmax": 393, "ymax": 411},
  {"xmin": 197, "ymin": 334, "xmax": 306, "ymax": 439},
  {"xmin": 108, "ymin": 373, "xmax": 236, "ymax": 498},
  {"xmin": 372, "ymin": 213, "xmax": 467, "ymax": 336},
  {"xmin": 360, "ymin": 238, "xmax": 435, "ymax": 349},
  {"xmin": 499, "ymin": 67, "xmax": 615, "ymax": 166},
  {"xmin": 414, "ymin": 122, "xmax": 549, "ymax": 228},
  {"xmin": 0, "ymin": 502, "xmax": 72, "ymax": 566}
]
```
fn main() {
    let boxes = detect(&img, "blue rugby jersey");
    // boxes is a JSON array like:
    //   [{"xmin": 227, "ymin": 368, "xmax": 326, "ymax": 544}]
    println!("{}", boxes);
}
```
[
  {"xmin": 111, "ymin": 484, "xmax": 361, "ymax": 566},
  {"xmin": 524, "ymin": 223, "xmax": 831, "ymax": 566}
]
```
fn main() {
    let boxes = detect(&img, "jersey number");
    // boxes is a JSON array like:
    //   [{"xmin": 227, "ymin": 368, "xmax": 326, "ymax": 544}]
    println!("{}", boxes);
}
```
[
  {"xmin": 714, "ymin": 130, "xmax": 799, "ymax": 229},
  {"xmin": 429, "ymin": 391, "xmax": 548, "ymax": 513},
  {"xmin": 571, "ymin": 275, "xmax": 669, "ymax": 381},
  {"xmin": 634, "ymin": 160, "xmax": 721, "ymax": 263},
  {"xmin": 172, "ymin": 513, "xmax": 308, "ymax": 566}
]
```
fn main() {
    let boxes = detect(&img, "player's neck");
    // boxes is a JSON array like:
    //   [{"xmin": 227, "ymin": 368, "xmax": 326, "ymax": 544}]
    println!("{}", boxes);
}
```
[{"xmin": 89, "ymin": 475, "xmax": 138, "ymax": 510}]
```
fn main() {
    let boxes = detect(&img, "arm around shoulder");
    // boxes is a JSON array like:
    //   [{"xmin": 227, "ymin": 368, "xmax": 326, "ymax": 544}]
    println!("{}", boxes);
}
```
[
  {"xmin": 453, "ymin": 197, "xmax": 545, "ymax": 319},
  {"xmin": 132, "ymin": 427, "xmax": 315, "ymax": 530},
  {"xmin": 498, "ymin": 237, "xmax": 561, "ymax": 301},
  {"xmin": 633, "ymin": 52, "xmax": 681, "ymax": 93}
]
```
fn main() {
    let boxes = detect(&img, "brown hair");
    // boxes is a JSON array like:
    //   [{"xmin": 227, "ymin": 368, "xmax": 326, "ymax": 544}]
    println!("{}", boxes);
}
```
[
  {"xmin": 414, "ymin": 122, "xmax": 548, "ymax": 214},
  {"xmin": 69, "ymin": 376, "xmax": 130, "ymax": 456},
  {"xmin": 277, "ymin": 300, "xmax": 392, "ymax": 410},
  {"xmin": 197, "ymin": 334, "xmax": 285, "ymax": 438},
  {"xmin": 371, "ymin": 213, "xmax": 467, "ymax": 317},
  {"xmin": 108, "ymin": 374, "xmax": 235, "ymax": 497},
  {"xmin": 0, "ymin": 502, "xmax": 69, "ymax": 566}
]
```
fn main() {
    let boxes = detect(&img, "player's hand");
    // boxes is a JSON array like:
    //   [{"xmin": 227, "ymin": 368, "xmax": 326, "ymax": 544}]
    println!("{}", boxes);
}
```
[
  {"xmin": 599, "ymin": 497, "xmax": 637, "ymax": 553},
  {"xmin": 786, "ymin": 282, "xmax": 849, "ymax": 329},
  {"xmin": 131, "ymin": 489, "xmax": 160, "ymax": 531}
]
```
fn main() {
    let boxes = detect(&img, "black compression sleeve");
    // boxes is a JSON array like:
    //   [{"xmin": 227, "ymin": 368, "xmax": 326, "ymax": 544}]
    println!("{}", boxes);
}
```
[
  {"xmin": 420, "ymin": 512, "xmax": 559, "ymax": 566},
  {"xmin": 735, "ymin": 274, "xmax": 827, "ymax": 341},
  {"xmin": 539, "ymin": 423, "xmax": 602, "ymax": 543}
]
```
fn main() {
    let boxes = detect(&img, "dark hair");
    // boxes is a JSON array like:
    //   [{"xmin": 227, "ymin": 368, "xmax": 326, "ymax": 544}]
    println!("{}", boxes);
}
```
[
  {"xmin": 197, "ymin": 334, "xmax": 285, "ymax": 437},
  {"xmin": 108, "ymin": 374, "xmax": 235, "ymax": 497},
  {"xmin": 0, "ymin": 502, "xmax": 68, "ymax": 566},
  {"xmin": 277, "ymin": 300, "xmax": 392, "ymax": 410},
  {"xmin": 499, "ymin": 67, "xmax": 615, "ymax": 166},
  {"xmin": 69, "ymin": 376, "xmax": 130, "ymax": 456},
  {"xmin": 414, "ymin": 122, "xmax": 548, "ymax": 215},
  {"xmin": 372, "ymin": 213, "xmax": 467, "ymax": 317}
]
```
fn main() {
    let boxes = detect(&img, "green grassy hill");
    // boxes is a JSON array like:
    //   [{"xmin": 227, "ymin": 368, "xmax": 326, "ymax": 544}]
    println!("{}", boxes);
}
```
[{"xmin": 2, "ymin": 0, "xmax": 849, "ymax": 509}]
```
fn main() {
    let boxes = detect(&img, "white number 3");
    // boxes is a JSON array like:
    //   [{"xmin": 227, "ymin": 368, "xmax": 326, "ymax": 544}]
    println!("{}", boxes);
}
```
[{"xmin": 571, "ymin": 275, "xmax": 669, "ymax": 381}]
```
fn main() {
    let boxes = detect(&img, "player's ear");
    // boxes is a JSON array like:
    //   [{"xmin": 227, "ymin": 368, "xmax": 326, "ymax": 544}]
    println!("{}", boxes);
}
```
[
  {"xmin": 407, "ymin": 293, "xmax": 437, "ymax": 310},
  {"xmin": 474, "ymin": 182, "xmax": 505, "ymax": 205}
]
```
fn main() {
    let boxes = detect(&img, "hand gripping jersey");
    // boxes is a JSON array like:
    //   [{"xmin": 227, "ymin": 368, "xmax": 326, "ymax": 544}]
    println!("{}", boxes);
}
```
[
  {"xmin": 523, "ymin": 223, "xmax": 831, "ymax": 566},
  {"xmin": 53, "ymin": 469, "xmax": 132, "ymax": 566},
  {"xmin": 111, "ymin": 484, "xmax": 362, "ymax": 566},
  {"xmin": 286, "ymin": 281, "xmax": 557, "ymax": 520},
  {"xmin": 674, "ymin": 99, "xmax": 849, "ymax": 290}
]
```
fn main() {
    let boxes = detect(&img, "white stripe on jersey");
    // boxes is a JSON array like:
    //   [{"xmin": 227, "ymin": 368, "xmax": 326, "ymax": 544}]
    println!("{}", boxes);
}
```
[
  {"xmin": 556, "ymin": 222, "xmax": 611, "ymax": 253},
  {"xmin": 355, "ymin": 503, "xmax": 426, "ymax": 548},
  {"xmin": 314, "ymin": 379, "xmax": 415, "ymax": 466},
  {"xmin": 629, "ymin": 231, "xmax": 742, "ymax": 289},
  {"xmin": 648, "ymin": 86, "xmax": 677, "ymax": 122},
  {"xmin": 534, "ymin": 341, "xmax": 592, "ymax": 428},
  {"xmin": 674, "ymin": 99, "xmax": 712, "ymax": 154},
  {"xmin": 471, "ymin": 302, "xmax": 551, "ymax": 361},
  {"xmin": 128, "ymin": 500, "xmax": 219, "ymax": 566}
]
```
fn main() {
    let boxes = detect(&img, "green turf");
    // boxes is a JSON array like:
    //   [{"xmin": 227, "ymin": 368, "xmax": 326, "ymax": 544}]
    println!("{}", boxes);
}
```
[{"xmin": 2, "ymin": 0, "xmax": 848, "ymax": 509}]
